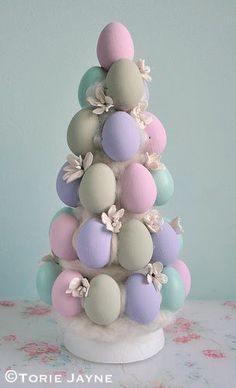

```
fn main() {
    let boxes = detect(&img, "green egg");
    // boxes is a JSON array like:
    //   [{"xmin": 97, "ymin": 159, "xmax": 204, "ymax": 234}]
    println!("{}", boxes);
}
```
[
  {"xmin": 49, "ymin": 207, "xmax": 74, "ymax": 233},
  {"xmin": 152, "ymin": 168, "xmax": 174, "ymax": 206},
  {"xmin": 78, "ymin": 163, "xmax": 116, "ymax": 213},
  {"xmin": 78, "ymin": 66, "xmax": 106, "ymax": 108},
  {"xmin": 106, "ymin": 59, "xmax": 144, "ymax": 111},
  {"xmin": 118, "ymin": 219, "xmax": 153, "ymax": 271},
  {"xmin": 67, "ymin": 109, "xmax": 100, "ymax": 156},
  {"xmin": 161, "ymin": 267, "xmax": 185, "ymax": 311},
  {"xmin": 84, "ymin": 274, "xmax": 121, "ymax": 325},
  {"xmin": 36, "ymin": 261, "xmax": 62, "ymax": 305}
]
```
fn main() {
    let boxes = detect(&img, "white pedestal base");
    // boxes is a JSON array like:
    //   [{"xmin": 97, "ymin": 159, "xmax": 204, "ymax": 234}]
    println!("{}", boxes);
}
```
[{"xmin": 63, "ymin": 327, "xmax": 165, "ymax": 364}]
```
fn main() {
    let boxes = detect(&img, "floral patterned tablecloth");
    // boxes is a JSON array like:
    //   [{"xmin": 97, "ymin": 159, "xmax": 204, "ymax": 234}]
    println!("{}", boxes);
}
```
[{"xmin": 0, "ymin": 300, "xmax": 235, "ymax": 387}]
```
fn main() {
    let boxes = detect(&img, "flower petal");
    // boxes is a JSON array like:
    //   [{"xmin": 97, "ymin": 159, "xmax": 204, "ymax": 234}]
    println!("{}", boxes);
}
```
[
  {"xmin": 95, "ymin": 85, "xmax": 106, "ymax": 102},
  {"xmin": 108, "ymin": 205, "xmax": 117, "ymax": 218},
  {"xmin": 93, "ymin": 107, "xmax": 105, "ymax": 115},
  {"xmin": 146, "ymin": 274, "xmax": 153, "ymax": 284},
  {"xmin": 86, "ymin": 96, "xmax": 98, "ymax": 107},
  {"xmin": 83, "ymin": 152, "xmax": 93, "ymax": 171},
  {"xmin": 153, "ymin": 261, "xmax": 163, "ymax": 273},
  {"xmin": 101, "ymin": 212, "xmax": 110, "ymax": 225}
]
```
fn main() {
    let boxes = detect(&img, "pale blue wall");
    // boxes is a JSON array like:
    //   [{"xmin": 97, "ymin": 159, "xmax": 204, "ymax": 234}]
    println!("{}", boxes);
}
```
[{"xmin": 0, "ymin": 0, "xmax": 235, "ymax": 299}]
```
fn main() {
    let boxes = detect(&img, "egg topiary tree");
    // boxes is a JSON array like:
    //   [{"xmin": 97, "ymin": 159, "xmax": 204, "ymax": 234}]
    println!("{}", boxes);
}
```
[{"xmin": 36, "ymin": 22, "xmax": 191, "ymax": 363}]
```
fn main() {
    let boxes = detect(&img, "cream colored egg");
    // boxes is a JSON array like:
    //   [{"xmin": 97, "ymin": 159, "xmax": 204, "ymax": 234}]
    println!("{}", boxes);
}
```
[
  {"xmin": 67, "ymin": 109, "xmax": 99, "ymax": 156},
  {"xmin": 84, "ymin": 274, "xmax": 121, "ymax": 325},
  {"xmin": 118, "ymin": 219, "xmax": 153, "ymax": 271},
  {"xmin": 78, "ymin": 163, "xmax": 116, "ymax": 213}
]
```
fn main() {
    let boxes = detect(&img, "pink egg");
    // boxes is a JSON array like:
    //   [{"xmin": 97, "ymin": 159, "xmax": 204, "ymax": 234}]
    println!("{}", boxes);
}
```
[
  {"xmin": 121, "ymin": 163, "xmax": 157, "ymax": 213},
  {"xmin": 144, "ymin": 112, "xmax": 167, "ymax": 155},
  {"xmin": 52, "ymin": 270, "xmax": 83, "ymax": 317},
  {"xmin": 172, "ymin": 259, "xmax": 191, "ymax": 296},
  {"xmin": 97, "ymin": 22, "xmax": 134, "ymax": 70},
  {"xmin": 49, "ymin": 213, "xmax": 78, "ymax": 260}
]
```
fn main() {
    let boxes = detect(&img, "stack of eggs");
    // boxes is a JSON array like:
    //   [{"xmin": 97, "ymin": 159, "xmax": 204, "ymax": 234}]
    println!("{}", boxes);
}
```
[{"xmin": 36, "ymin": 22, "xmax": 191, "ymax": 327}]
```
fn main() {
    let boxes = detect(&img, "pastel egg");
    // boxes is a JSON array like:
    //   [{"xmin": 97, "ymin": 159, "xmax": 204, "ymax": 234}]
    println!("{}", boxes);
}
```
[
  {"xmin": 118, "ymin": 219, "xmax": 153, "ymax": 271},
  {"xmin": 36, "ymin": 261, "xmax": 62, "ymax": 305},
  {"xmin": 125, "ymin": 273, "xmax": 161, "ymax": 324},
  {"xmin": 49, "ymin": 207, "xmax": 74, "ymax": 232},
  {"xmin": 67, "ymin": 109, "xmax": 99, "ymax": 156},
  {"xmin": 101, "ymin": 112, "xmax": 140, "ymax": 161},
  {"xmin": 52, "ymin": 270, "xmax": 83, "ymax": 317},
  {"xmin": 144, "ymin": 112, "xmax": 167, "ymax": 155},
  {"xmin": 152, "ymin": 168, "xmax": 174, "ymax": 206},
  {"xmin": 97, "ymin": 22, "xmax": 134, "ymax": 70},
  {"xmin": 164, "ymin": 217, "xmax": 183, "ymax": 250},
  {"xmin": 75, "ymin": 218, "xmax": 112, "ymax": 268},
  {"xmin": 106, "ymin": 59, "xmax": 144, "ymax": 111},
  {"xmin": 172, "ymin": 259, "xmax": 191, "ymax": 296},
  {"xmin": 161, "ymin": 267, "xmax": 185, "ymax": 311},
  {"xmin": 121, "ymin": 163, "xmax": 157, "ymax": 213},
  {"xmin": 78, "ymin": 66, "xmax": 106, "ymax": 108},
  {"xmin": 152, "ymin": 222, "xmax": 180, "ymax": 266},
  {"xmin": 84, "ymin": 274, "xmax": 121, "ymax": 325},
  {"xmin": 49, "ymin": 213, "xmax": 79, "ymax": 260},
  {"xmin": 56, "ymin": 163, "xmax": 81, "ymax": 207},
  {"xmin": 79, "ymin": 163, "xmax": 116, "ymax": 213}
]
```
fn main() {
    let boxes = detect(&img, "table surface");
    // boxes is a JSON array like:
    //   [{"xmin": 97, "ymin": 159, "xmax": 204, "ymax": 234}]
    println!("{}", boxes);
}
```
[{"xmin": 0, "ymin": 299, "xmax": 235, "ymax": 387}]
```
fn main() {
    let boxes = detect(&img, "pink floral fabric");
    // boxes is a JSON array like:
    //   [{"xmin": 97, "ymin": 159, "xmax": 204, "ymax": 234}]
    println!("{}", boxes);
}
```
[{"xmin": 0, "ymin": 299, "xmax": 235, "ymax": 386}]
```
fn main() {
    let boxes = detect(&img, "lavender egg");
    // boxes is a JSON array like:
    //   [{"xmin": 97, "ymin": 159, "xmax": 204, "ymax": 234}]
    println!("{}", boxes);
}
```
[
  {"xmin": 125, "ymin": 274, "xmax": 161, "ymax": 324},
  {"xmin": 101, "ymin": 112, "xmax": 140, "ymax": 161},
  {"xmin": 152, "ymin": 222, "xmax": 180, "ymax": 266},
  {"xmin": 56, "ymin": 163, "xmax": 81, "ymax": 207},
  {"xmin": 75, "ymin": 218, "xmax": 112, "ymax": 268}
]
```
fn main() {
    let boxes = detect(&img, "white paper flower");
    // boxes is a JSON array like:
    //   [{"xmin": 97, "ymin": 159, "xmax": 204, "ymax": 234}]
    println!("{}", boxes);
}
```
[
  {"xmin": 65, "ymin": 277, "xmax": 90, "ymax": 298},
  {"xmin": 87, "ymin": 83, "xmax": 114, "ymax": 115},
  {"xmin": 101, "ymin": 205, "xmax": 125, "ymax": 233},
  {"xmin": 170, "ymin": 217, "xmax": 184, "ymax": 234},
  {"xmin": 146, "ymin": 262, "xmax": 168, "ymax": 291},
  {"xmin": 143, "ymin": 209, "xmax": 164, "ymax": 233},
  {"xmin": 136, "ymin": 59, "xmax": 152, "ymax": 82},
  {"xmin": 131, "ymin": 100, "xmax": 152, "ymax": 130},
  {"xmin": 145, "ymin": 152, "xmax": 166, "ymax": 171},
  {"xmin": 63, "ymin": 152, "xmax": 93, "ymax": 183}
]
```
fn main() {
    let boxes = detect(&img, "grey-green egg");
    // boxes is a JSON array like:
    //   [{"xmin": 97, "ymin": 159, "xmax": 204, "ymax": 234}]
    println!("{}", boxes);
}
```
[
  {"xmin": 78, "ymin": 163, "xmax": 116, "ymax": 213},
  {"xmin": 118, "ymin": 219, "xmax": 153, "ymax": 271},
  {"xmin": 84, "ymin": 274, "xmax": 121, "ymax": 325},
  {"xmin": 67, "ymin": 109, "xmax": 99, "ymax": 156},
  {"xmin": 106, "ymin": 59, "xmax": 144, "ymax": 111}
]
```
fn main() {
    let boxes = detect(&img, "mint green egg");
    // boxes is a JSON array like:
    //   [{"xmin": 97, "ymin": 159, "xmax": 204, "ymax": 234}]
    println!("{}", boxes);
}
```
[
  {"xmin": 84, "ymin": 274, "xmax": 121, "ymax": 325},
  {"xmin": 161, "ymin": 267, "xmax": 185, "ymax": 311},
  {"xmin": 118, "ymin": 219, "xmax": 153, "ymax": 271},
  {"xmin": 78, "ymin": 66, "xmax": 106, "ymax": 108},
  {"xmin": 49, "ymin": 207, "xmax": 74, "ymax": 232},
  {"xmin": 164, "ymin": 216, "xmax": 183, "ymax": 250},
  {"xmin": 79, "ymin": 163, "xmax": 116, "ymax": 213},
  {"xmin": 67, "ymin": 109, "xmax": 100, "ymax": 156},
  {"xmin": 36, "ymin": 261, "xmax": 62, "ymax": 305},
  {"xmin": 152, "ymin": 169, "xmax": 174, "ymax": 206}
]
